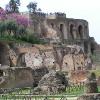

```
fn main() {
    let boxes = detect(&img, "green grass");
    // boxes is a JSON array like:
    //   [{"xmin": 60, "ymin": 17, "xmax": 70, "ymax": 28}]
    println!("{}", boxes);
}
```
[
  {"xmin": 65, "ymin": 85, "xmax": 84, "ymax": 96},
  {"xmin": 0, "ymin": 94, "xmax": 76, "ymax": 100},
  {"xmin": 1, "ymin": 82, "xmax": 100, "ymax": 99},
  {"xmin": 0, "ymin": 35, "xmax": 26, "ymax": 43},
  {"xmin": 6, "ymin": 86, "xmax": 84, "ymax": 96},
  {"xmin": 1, "ymin": 86, "xmax": 100, "ymax": 100},
  {"xmin": 0, "ymin": 34, "xmax": 45, "ymax": 44}
]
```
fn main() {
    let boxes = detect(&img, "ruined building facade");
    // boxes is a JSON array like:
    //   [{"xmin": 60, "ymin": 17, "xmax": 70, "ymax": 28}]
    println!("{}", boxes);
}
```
[
  {"xmin": 21, "ymin": 12, "xmax": 95, "ymax": 54},
  {"xmin": 0, "ymin": 12, "xmax": 95, "ymax": 88}
]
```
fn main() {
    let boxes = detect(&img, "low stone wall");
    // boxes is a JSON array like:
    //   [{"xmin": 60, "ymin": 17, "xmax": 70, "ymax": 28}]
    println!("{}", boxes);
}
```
[
  {"xmin": 0, "ymin": 67, "xmax": 33, "ymax": 88},
  {"xmin": 77, "ymin": 93, "xmax": 100, "ymax": 100},
  {"xmin": 0, "ymin": 67, "xmax": 49, "ymax": 89},
  {"xmin": 0, "ymin": 42, "xmax": 93, "ymax": 88}
]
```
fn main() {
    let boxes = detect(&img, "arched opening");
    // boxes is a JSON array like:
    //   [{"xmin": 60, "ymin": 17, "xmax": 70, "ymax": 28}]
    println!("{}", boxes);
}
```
[
  {"xmin": 70, "ymin": 24, "xmax": 74, "ymax": 39},
  {"xmin": 60, "ymin": 24, "xmax": 64, "ymax": 33},
  {"xmin": 78, "ymin": 25, "xmax": 83, "ymax": 39},
  {"xmin": 59, "ymin": 24, "xmax": 64, "ymax": 40},
  {"xmin": 17, "ymin": 53, "xmax": 26, "ymax": 67}
]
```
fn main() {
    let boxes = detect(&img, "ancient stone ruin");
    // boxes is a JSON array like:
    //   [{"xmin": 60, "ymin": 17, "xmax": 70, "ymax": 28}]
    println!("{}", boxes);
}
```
[
  {"xmin": 0, "ymin": 11, "xmax": 96, "ymax": 95},
  {"xmin": 85, "ymin": 72, "xmax": 98, "ymax": 93},
  {"xmin": 33, "ymin": 70, "xmax": 68, "ymax": 95},
  {"xmin": 23, "ymin": 12, "xmax": 96, "ymax": 55},
  {"xmin": 77, "ymin": 94, "xmax": 100, "ymax": 100},
  {"xmin": 77, "ymin": 72, "xmax": 99, "ymax": 100},
  {"xmin": 0, "ymin": 41, "xmax": 92, "ymax": 93}
]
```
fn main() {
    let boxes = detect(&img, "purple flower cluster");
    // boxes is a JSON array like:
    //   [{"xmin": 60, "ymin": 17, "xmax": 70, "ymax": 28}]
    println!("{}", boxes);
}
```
[
  {"xmin": 9, "ymin": 13, "xmax": 32, "ymax": 27},
  {"xmin": 0, "ymin": 8, "xmax": 7, "ymax": 20},
  {"xmin": 0, "ymin": 8, "xmax": 32, "ymax": 27}
]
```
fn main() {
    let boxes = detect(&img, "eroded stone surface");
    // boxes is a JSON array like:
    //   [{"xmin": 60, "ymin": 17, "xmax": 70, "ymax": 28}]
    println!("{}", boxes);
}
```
[
  {"xmin": 77, "ymin": 94, "xmax": 100, "ymax": 100},
  {"xmin": 0, "ymin": 42, "xmax": 92, "ymax": 88},
  {"xmin": 33, "ymin": 70, "xmax": 68, "ymax": 94}
]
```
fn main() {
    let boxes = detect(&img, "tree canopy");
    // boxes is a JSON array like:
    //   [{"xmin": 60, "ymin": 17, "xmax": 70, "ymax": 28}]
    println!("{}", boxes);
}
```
[
  {"xmin": 6, "ymin": 0, "xmax": 20, "ymax": 13},
  {"xmin": 27, "ymin": 1, "xmax": 42, "ymax": 13}
]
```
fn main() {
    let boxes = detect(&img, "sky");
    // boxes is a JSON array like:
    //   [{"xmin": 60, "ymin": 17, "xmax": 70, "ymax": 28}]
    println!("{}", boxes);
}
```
[{"xmin": 0, "ymin": 0, "xmax": 100, "ymax": 43}]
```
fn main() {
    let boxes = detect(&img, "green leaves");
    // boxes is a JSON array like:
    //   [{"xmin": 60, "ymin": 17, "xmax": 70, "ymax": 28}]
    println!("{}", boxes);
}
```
[
  {"xmin": 27, "ymin": 2, "xmax": 37, "ymax": 13},
  {"xmin": 5, "ymin": 20, "xmax": 18, "ymax": 35},
  {"xmin": 6, "ymin": 0, "xmax": 20, "ymax": 13},
  {"xmin": 0, "ymin": 21, "xmax": 6, "ymax": 36}
]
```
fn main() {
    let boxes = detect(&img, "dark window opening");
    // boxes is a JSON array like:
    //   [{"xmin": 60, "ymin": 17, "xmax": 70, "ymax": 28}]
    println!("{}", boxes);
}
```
[
  {"xmin": 60, "ymin": 24, "xmax": 64, "ymax": 33},
  {"xmin": 70, "ymin": 24, "xmax": 74, "ymax": 39},
  {"xmin": 0, "ymin": 70, "xmax": 3, "ymax": 76},
  {"xmin": 78, "ymin": 25, "xmax": 83, "ymax": 39},
  {"xmin": 51, "ymin": 23, "xmax": 54, "ymax": 28}
]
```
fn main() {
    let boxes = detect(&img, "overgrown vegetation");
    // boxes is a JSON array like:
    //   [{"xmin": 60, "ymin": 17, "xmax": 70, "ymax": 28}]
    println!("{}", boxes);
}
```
[
  {"xmin": 0, "ymin": 8, "xmax": 44, "ymax": 44},
  {"xmin": 0, "ymin": 34, "xmax": 45, "ymax": 44}
]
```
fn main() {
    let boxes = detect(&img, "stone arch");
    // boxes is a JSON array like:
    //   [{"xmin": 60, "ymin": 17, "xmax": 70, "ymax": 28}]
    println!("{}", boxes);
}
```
[
  {"xmin": 16, "ymin": 53, "xmax": 26, "ymax": 67},
  {"xmin": 59, "ymin": 24, "xmax": 64, "ymax": 33},
  {"xmin": 69, "ymin": 24, "xmax": 74, "ymax": 39},
  {"xmin": 59, "ymin": 23, "xmax": 65, "ymax": 40},
  {"xmin": 78, "ymin": 25, "xmax": 83, "ymax": 39}
]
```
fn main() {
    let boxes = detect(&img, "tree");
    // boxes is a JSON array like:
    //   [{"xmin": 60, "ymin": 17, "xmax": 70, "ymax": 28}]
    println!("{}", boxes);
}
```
[
  {"xmin": 6, "ymin": 0, "xmax": 20, "ymax": 13},
  {"xmin": 27, "ymin": 2, "xmax": 38, "ymax": 13},
  {"xmin": 37, "ymin": 8, "xmax": 42, "ymax": 12},
  {"xmin": 10, "ymin": 13, "xmax": 32, "ymax": 27}
]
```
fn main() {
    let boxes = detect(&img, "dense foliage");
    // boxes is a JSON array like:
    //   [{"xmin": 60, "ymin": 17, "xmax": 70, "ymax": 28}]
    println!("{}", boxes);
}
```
[
  {"xmin": 0, "ymin": 8, "xmax": 43, "ymax": 44},
  {"xmin": 27, "ymin": 1, "xmax": 42, "ymax": 13},
  {"xmin": 6, "ymin": 0, "xmax": 20, "ymax": 13}
]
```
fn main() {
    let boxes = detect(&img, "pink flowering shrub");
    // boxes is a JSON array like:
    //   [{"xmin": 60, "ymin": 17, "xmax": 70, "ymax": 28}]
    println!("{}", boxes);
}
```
[
  {"xmin": 0, "ymin": 8, "xmax": 42, "ymax": 44},
  {"xmin": 0, "ymin": 8, "xmax": 7, "ymax": 20},
  {"xmin": 0, "ymin": 8, "xmax": 32, "ymax": 28},
  {"xmin": 8, "ymin": 13, "xmax": 32, "ymax": 27}
]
